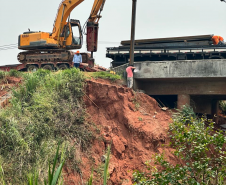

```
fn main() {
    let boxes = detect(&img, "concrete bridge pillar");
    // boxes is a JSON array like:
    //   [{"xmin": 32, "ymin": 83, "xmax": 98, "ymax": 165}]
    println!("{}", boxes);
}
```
[
  {"xmin": 177, "ymin": 94, "xmax": 190, "ymax": 109},
  {"xmin": 211, "ymin": 100, "xmax": 219, "ymax": 124}
]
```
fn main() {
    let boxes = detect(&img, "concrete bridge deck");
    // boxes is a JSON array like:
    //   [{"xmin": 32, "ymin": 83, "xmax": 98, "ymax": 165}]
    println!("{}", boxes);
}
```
[{"xmin": 134, "ymin": 59, "xmax": 226, "ymax": 79}]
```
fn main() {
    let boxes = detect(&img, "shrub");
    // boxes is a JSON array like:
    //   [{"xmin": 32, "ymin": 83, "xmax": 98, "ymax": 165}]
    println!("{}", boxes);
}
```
[
  {"xmin": 133, "ymin": 106, "xmax": 226, "ymax": 185},
  {"xmin": 173, "ymin": 104, "xmax": 196, "ymax": 125}
]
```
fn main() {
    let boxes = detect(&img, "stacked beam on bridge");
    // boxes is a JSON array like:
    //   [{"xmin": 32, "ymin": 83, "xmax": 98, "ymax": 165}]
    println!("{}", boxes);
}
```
[
  {"xmin": 106, "ymin": 34, "xmax": 226, "ymax": 67},
  {"xmin": 121, "ymin": 34, "xmax": 213, "ymax": 46},
  {"xmin": 118, "ymin": 35, "xmax": 214, "ymax": 49}
]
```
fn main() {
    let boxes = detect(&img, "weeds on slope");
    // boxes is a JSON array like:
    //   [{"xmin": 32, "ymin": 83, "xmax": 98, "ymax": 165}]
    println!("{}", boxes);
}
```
[
  {"xmin": 0, "ymin": 68, "xmax": 94, "ymax": 183},
  {"xmin": 8, "ymin": 69, "xmax": 21, "ymax": 77},
  {"xmin": 28, "ymin": 143, "xmax": 65, "ymax": 185},
  {"xmin": 0, "ymin": 69, "xmax": 21, "ymax": 80},
  {"xmin": 88, "ymin": 145, "xmax": 111, "ymax": 185},
  {"xmin": 90, "ymin": 71, "xmax": 121, "ymax": 82},
  {"xmin": 0, "ymin": 70, "xmax": 7, "ymax": 79}
]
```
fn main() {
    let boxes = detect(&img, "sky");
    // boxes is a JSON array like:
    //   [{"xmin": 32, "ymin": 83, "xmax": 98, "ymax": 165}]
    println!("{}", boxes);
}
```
[{"xmin": 0, "ymin": 0, "xmax": 226, "ymax": 68}]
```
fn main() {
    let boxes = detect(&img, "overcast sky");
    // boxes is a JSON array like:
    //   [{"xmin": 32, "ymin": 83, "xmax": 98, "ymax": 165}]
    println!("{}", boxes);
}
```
[{"xmin": 0, "ymin": 0, "xmax": 226, "ymax": 68}]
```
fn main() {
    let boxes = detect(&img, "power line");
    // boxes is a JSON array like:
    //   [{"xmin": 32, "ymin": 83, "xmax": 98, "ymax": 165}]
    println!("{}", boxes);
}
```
[
  {"xmin": 0, "ymin": 46, "xmax": 17, "ymax": 49},
  {"xmin": 0, "ymin": 40, "xmax": 120, "ymax": 51},
  {"xmin": 0, "ymin": 47, "xmax": 18, "ymax": 51},
  {"xmin": 0, "ymin": 44, "xmax": 17, "ymax": 48}
]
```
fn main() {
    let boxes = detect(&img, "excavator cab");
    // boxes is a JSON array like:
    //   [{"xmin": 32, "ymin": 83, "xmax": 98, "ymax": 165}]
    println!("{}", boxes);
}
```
[{"xmin": 62, "ymin": 19, "xmax": 83, "ymax": 50}]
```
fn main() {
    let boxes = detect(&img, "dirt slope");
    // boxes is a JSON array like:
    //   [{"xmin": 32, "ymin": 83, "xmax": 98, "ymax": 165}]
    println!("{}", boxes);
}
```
[
  {"xmin": 64, "ymin": 78, "xmax": 178, "ymax": 185},
  {"xmin": 0, "ymin": 76, "xmax": 177, "ymax": 184},
  {"xmin": 0, "ymin": 76, "xmax": 22, "ymax": 107}
]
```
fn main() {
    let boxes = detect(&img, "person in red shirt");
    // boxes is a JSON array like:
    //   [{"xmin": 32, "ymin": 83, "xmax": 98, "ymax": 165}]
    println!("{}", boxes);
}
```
[
  {"xmin": 212, "ymin": 35, "xmax": 225, "ymax": 45},
  {"xmin": 126, "ymin": 65, "xmax": 136, "ymax": 88}
]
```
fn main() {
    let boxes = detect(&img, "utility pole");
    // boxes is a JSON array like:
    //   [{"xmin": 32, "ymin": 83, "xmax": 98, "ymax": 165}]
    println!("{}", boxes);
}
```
[{"xmin": 129, "ymin": 0, "xmax": 137, "ymax": 65}]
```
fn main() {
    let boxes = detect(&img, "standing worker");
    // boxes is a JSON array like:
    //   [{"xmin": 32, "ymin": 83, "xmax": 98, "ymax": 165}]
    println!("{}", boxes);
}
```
[
  {"xmin": 126, "ymin": 65, "xmax": 136, "ymax": 88},
  {"xmin": 212, "ymin": 35, "xmax": 225, "ymax": 45},
  {"xmin": 73, "ymin": 51, "xmax": 82, "ymax": 68}
]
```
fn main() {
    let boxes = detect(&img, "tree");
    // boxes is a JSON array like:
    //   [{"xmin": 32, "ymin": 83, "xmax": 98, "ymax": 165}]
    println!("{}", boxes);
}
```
[{"xmin": 133, "ymin": 106, "xmax": 226, "ymax": 185}]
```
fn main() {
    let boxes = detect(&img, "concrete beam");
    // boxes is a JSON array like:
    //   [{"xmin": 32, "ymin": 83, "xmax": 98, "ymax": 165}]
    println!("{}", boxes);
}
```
[
  {"xmin": 139, "ymin": 79, "xmax": 226, "ymax": 95},
  {"xmin": 134, "ymin": 60, "xmax": 226, "ymax": 79}
]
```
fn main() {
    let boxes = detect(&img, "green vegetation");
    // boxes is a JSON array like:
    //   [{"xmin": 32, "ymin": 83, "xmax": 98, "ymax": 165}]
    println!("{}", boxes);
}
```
[
  {"xmin": 0, "ymin": 69, "xmax": 21, "ymax": 80},
  {"xmin": 91, "ymin": 71, "xmax": 121, "ymax": 82},
  {"xmin": 9, "ymin": 69, "xmax": 21, "ymax": 77},
  {"xmin": 88, "ymin": 169, "xmax": 94, "ymax": 185},
  {"xmin": 132, "ymin": 93, "xmax": 140, "ymax": 111},
  {"xmin": 103, "ymin": 145, "xmax": 111, "ymax": 185},
  {"xmin": 0, "ymin": 68, "xmax": 94, "ymax": 183},
  {"xmin": 88, "ymin": 145, "xmax": 111, "ymax": 185},
  {"xmin": 172, "ymin": 104, "xmax": 196, "ymax": 125},
  {"xmin": 28, "ymin": 144, "xmax": 65, "ymax": 185},
  {"xmin": 0, "ymin": 164, "xmax": 5, "ymax": 185},
  {"xmin": 133, "ymin": 106, "xmax": 226, "ymax": 185},
  {"xmin": 220, "ymin": 100, "xmax": 226, "ymax": 114},
  {"xmin": 0, "ymin": 70, "xmax": 7, "ymax": 79},
  {"xmin": 138, "ymin": 117, "xmax": 143, "ymax": 121}
]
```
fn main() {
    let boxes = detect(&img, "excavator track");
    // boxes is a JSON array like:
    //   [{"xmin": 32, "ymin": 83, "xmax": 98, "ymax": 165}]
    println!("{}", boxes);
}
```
[{"xmin": 17, "ymin": 49, "xmax": 74, "ymax": 64}]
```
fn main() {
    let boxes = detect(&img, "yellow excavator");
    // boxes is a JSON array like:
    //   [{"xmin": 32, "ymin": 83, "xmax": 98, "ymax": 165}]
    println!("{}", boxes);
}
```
[{"xmin": 17, "ymin": 0, "xmax": 106, "ymax": 71}]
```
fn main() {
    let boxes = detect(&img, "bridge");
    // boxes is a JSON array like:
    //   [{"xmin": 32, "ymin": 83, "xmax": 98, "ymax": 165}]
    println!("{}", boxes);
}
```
[{"xmin": 113, "ymin": 59, "xmax": 226, "ymax": 123}]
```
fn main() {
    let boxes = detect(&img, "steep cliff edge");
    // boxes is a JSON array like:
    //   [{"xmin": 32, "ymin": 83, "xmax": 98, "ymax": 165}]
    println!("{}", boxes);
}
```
[{"xmin": 65, "ymin": 79, "xmax": 178, "ymax": 185}]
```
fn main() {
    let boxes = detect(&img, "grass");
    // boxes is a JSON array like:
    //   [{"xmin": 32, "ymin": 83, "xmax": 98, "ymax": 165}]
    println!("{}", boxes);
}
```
[
  {"xmin": 0, "ymin": 68, "xmax": 94, "ymax": 183},
  {"xmin": 0, "ymin": 70, "xmax": 7, "ymax": 79},
  {"xmin": 27, "ymin": 143, "xmax": 65, "ymax": 185},
  {"xmin": 103, "ymin": 145, "xmax": 111, "ymax": 185},
  {"xmin": 90, "ymin": 71, "xmax": 121, "ymax": 82},
  {"xmin": 90, "ymin": 145, "xmax": 111, "ymax": 185},
  {"xmin": 132, "ymin": 93, "xmax": 140, "ymax": 111},
  {"xmin": 0, "ymin": 69, "xmax": 21, "ymax": 80},
  {"xmin": 9, "ymin": 69, "xmax": 21, "ymax": 77},
  {"xmin": 0, "ymin": 165, "xmax": 5, "ymax": 185}
]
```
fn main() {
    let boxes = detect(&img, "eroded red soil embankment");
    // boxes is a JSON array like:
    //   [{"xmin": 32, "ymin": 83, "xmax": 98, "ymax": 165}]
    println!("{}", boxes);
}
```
[
  {"xmin": 0, "ymin": 76, "xmax": 21, "ymax": 96},
  {"xmin": 64, "ymin": 79, "xmax": 179, "ymax": 185},
  {"xmin": 0, "ymin": 77, "xmax": 22, "ymax": 107}
]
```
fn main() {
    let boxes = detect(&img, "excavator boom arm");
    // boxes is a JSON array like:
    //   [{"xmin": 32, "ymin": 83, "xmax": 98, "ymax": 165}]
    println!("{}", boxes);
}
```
[
  {"xmin": 89, "ymin": 0, "xmax": 106, "ymax": 23},
  {"xmin": 52, "ymin": 0, "xmax": 84, "ymax": 39},
  {"xmin": 52, "ymin": 0, "xmax": 106, "ymax": 40}
]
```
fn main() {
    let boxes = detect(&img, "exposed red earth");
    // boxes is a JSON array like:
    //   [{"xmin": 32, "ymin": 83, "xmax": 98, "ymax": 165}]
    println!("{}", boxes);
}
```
[
  {"xmin": 0, "ymin": 76, "xmax": 22, "ymax": 107},
  {"xmin": 64, "ymin": 78, "xmax": 179, "ymax": 185},
  {"xmin": 0, "ymin": 76, "xmax": 180, "ymax": 184}
]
